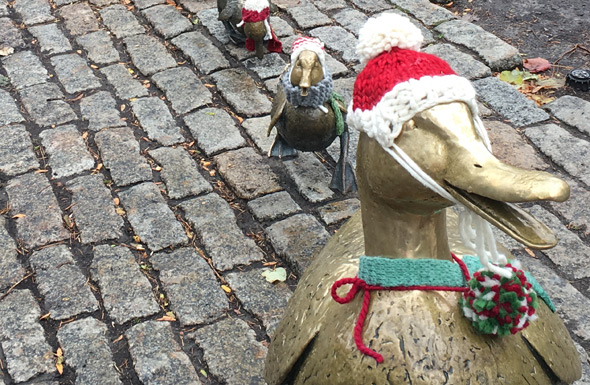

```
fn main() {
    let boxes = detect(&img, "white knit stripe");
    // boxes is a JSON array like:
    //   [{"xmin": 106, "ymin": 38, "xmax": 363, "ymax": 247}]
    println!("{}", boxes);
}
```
[
  {"xmin": 291, "ymin": 46, "xmax": 326, "ymax": 68},
  {"xmin": 243, "ymin": 0, "xmax": 269, "ymax": 12},
  {"xmin": 356, "ymin": 13, "xmax": 423, "ymax": 65}
]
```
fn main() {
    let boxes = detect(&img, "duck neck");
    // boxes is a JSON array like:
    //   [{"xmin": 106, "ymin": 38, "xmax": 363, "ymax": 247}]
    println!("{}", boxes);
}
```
[{"xmin": 360, "ymin": 196, "xmax": 452, "ymax": 261}]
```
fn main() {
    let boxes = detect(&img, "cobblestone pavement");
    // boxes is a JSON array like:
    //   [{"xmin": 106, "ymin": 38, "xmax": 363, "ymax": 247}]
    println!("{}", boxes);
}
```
[{"xmin": 0, "ymin": 0, "xmax": 589, "ymax": 384}]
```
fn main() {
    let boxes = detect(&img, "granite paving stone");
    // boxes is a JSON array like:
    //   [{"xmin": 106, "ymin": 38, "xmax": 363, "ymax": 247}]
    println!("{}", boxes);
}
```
[
  {"xmin": 57, "ymin": 317, "xmax": 123, "ymax": 385},
  {"xmin": 243, "ymin": 53, "xmax": 288, "ymax": 80},
  {"xmin": 6, "ymin": 172, "xmax": 69, "ymax": 248},
  {"xmin": 172, "ymin": 31, "xmax": 230, "ymax": 75},
  {"xmin": 126, "ymin": 321, "xmax": 202, "ymax": 385},
  {"xmin": 318, "ymin": 198, "xmax": 360, "ymax": 225},
  {"xmin": 0, "ymin": 125, "xmax": 37, "ymax": 176},
  {"xmin": 436, "ymin": 20, "xmax": 522, "ymax": 71},
  {"xmin": 60, "ymin": 3, "xmax": 99, "ymax": 35},
  {"xmin": 242, "ymin": 115, "xmax": 274, "ymax": 152},
  {"xmin": 0, "ymin": 1, "xmax": 6, "ymax": 16},
  {"xmin": 196, "ymin": 8, "xmax": 230, "ymax": 44},
  {"xmin": 1, "ymin": 51, "xmax": 48, "ymax": 89},
  {"xmin": 473, "ymin": 77, "xmax": 550, "ymax": 127},
  {"xmin": 333, "ymin": 76, "xmax": 355, "ymax": 104},
  {"xmin": 28, "ymin": 24, "xmax": 72, "ymax": 55},
  {"xmin": 149, "ymin": 146, "xmax": 212, "ymax": 199},
  {"xmin": 119, "ymin": 182, "xmax": 188, "ymax": 251},
  {"xmin": 247, "ymin": 191, "xmax": 301, "ymax": 222},
  {"xmin": 179, "ymin": 193, "xmax": 264, "ymax": 270},
  {"xmin": 53, "ymin": 0, "xmax": 75, "ymax": 5},
  {"xmin": 95, "ymin": 126, "xmax": 153, "ymax": 186},
  {"xmin": 50, "ymin": 54, "xmax": 102, "ymax": 94},
  {"xmin": 525, "ymin": 123, "xmax": 590, "ymax": 185},
  {"xmin": 131, "ymin": 97, "xmax": 184, "ymax": 145},
  {"xmin": 152, "ymin": 67, "xmax": 212, "ymax": 115},
  {"xmin": 184, "ymin": 108, "xmax": 246, "ymax": 155},
  {"xmin": 124, "ymin": 34, "xmax": 177, "ymax": 76},
  {"xmin": 13, "ymin": 0, "xmax": 54, "ymax": 25},
  {"xmin": 544, "ymin": 96, "xmax": 590, "ymax": 136},
  {"xmin": 89, "ymin": 0, "xmax": 120, "ymax": 5},
  {"xmin": 225, "ymin": 268, "xmax": 292, "ymax": 334},
  {"xmin": 527, "ymin": 205, "xmax": 590, "ymax": 279},
  {"xmin": 423, "ymin": 44, "xmax": 492, "ymax": 80},
  {"xmin": 312, "ymin": 0, "xmax": 347, "ymax": 10},
  {"xmin": 226, "ymin": 41, "xmax": 257, "ymax": 61},
  {"xmin": 310, "ymin": 26, "xmax": 358, "ymax": 63},
  {"xmin": 178, "ymin": 0, "xmax": 216, "ymax": 13},
  {"xmin": 287, "ymin": 3, "xmax": 331, "ymax": 29},
  {"xmin": 211, "ymin": 68, "xmax": 272, "ymax": 116},
  {"xmin": 66, "ymin": 174, "xmax": 124, "ymax": 243},
  {"xmin": 0, "ymin": 89, "xmax": 24, "ymax": 126},
  {"xmin": 0, "ymin": 18, "xmax": 25, "ymax": 48},
  {"xmin": 215, "ymin": 147, "xmax": 282, "ymax": 199},
  {"xmin": 284, "ymin": 152, "xmax": 334, "ymax": 202},
  {"xmin": 265, "ymin": 214, "xmax": 330, "ymax": 274},
  {"xmin": 389, "ymin": 0, "xmax": 455, "ymax": 26},
  {"xmin": 574, "ymin": 343, "xmax": 590, "ymax": 385},
  {"xmin": 151, "ymin": 247, "xmax": 229, "ymax": 325},
  {"xmin": 270, "ymin": 17, "xmax": 294, "ymax": 37},
  {"xmin": 100, "ymin": 63, "xmax": 149, "ymax": 99},
  {"xmin": 486, "ymin": 120, "xmax": 548, "ymax": 170},
  {"xmin": 350, "ymin": 0, "xmax": 390, "ymax": 12},
  {"xmin": 30, "ymin": 245, "xmax": 99, "ymax": 320},
  {"xmin": 523, "ymin": 257, "xmax": 590, "ymax": 341},
  {"xmin": 80, "ymin": 91, "xmax": 124, "ymax": 131},
  {"xmin": 91, "ymin": 245, "xmax": 160, "ymax": 324},
  {"xmin": 189, "ymin": 317, "xmax": 267, "ymax": 385},
  {"xmin": 143, "ymin": 5, "xmax": 193, "ymax": 39},
  {"xmin": 0, "ymin": 290, "xmax": 55, "ymax": 382},
  {"xmin": 333, "ymin": 8, "xmax": 368, "ymax": 36},
  {"xmin": 19, "ymin": 83, "xmax": 77, "ymax": 127},
  {"xmin": 133, "ymin": 0, "xmax": 165, "ymax": 9},
  {"xmin": 39, "ymin": 125, "xmax": 95, "ymax": 178},
  {"xmin": 100, "ymin": 5, "xmax": 146, "ymax": 39},
  {"xmin": 550, "ymin": 175, "xmax": 590, "ymax": 236},
  {"xmin": 0, "ymin": 217, "xmax": 24, "ymax": 291},
  {"xmin": 76, "ymin": 31, "xmax": 120, "ymax": 65}
]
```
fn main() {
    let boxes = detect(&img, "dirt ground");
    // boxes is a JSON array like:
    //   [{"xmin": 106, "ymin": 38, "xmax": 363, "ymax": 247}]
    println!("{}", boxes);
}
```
[{"xmin": 448, "ymin": 0, "xmax": 590, "ymax": 102}]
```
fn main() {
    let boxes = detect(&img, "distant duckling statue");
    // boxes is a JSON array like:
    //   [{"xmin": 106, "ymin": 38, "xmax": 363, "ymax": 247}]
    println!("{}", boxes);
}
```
[
  {"xmin": 217, "ymin": 0, "xmax": 282, "ymax": 59},
  {"xmin": 268, "ymin": 37, "xmax": 357, "ymax": 193}
]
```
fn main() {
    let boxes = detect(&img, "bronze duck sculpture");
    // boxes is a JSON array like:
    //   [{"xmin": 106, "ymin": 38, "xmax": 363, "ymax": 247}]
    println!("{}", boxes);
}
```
[
  {"xmin": 268, "ymin": 37, "xmax": 357, "ymax": 193},
  {"xmin": 265, "ymin": 14, "xmax": 582, "ymax": 384},
  {"xmin": 217, "ymin": 0, "xmax": 281, "ymax": 59}
]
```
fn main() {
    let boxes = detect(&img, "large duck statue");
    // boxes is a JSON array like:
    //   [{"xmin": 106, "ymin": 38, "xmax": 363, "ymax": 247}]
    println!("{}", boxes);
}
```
[
  {"xmin": 217, "ymin": 0, "xmax": 282, "ymax": 59},
  {"xmin": 264, "ymin": 14, "xmax": 582, "ymax": 384},
  {"xmin": 268, "ymin": 37, "xmax": 357, "ymax": 193}
]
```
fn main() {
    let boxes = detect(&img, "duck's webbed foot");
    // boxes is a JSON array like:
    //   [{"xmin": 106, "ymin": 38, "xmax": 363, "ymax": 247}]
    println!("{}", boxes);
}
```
[
  {"xmin": 222, "ymin": 21, "xmax": 246, "ymax": 45},
  {"xmin": 330, "ymin": 130, "xmax": 357, "ymax": 193},
  {"xmin": 268, "ymin": 134, "xmax": 298, "ymax": 158}
]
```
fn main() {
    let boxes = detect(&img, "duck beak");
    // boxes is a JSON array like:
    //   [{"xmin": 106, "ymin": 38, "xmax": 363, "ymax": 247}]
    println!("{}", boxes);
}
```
[
  {"xmin": 299, "ymin": 68, "xmax": 311, "ymax": 96},
  {"xmin": 414, "ymin": 102, "xmax": 569, "ymax": 249}
]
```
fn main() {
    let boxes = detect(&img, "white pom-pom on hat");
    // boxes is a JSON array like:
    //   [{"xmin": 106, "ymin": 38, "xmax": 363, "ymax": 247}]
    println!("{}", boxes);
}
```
[
  {"xmin": 356, "ymin": 13, "xmax": 424, "ymax": 65},
  {"xmin": 243, "ymin": 0, "xmax": 270, "ymax": 12}
]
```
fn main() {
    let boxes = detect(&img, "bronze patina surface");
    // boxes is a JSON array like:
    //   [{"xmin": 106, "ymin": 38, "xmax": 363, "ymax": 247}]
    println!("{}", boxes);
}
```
[{"xmin": 264, "ymin": 102, "xmax": 581, "ymax": 384}]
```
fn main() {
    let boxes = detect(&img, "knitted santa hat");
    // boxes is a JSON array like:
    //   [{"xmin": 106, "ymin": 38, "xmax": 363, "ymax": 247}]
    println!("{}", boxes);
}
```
[
  {"xmin": 348, "ymin": 13, "xmax": 511, "ymax": 278},
  {"xmin": 290, "ymin": 37, "xmax": 326, "ymax": 68},
  {"xmin": 238, "ymin": 0, "xmax": 270, "ymax": 24}
]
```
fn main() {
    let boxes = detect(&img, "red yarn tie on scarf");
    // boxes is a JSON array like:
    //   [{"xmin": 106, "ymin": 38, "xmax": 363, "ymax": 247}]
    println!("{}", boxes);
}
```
[{"xmin": 331, "ymin": 254, "xmax": 470, "ymax": 363}]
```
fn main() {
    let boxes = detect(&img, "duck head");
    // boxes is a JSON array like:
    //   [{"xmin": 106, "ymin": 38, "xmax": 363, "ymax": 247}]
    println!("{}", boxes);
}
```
[
  {"xmin": 348, "ymin": 13, "xmax": 569, "ymax": 262},
  {"xmin": 290, "ymin": 50, "xmax": 324, "ymax": 96}
]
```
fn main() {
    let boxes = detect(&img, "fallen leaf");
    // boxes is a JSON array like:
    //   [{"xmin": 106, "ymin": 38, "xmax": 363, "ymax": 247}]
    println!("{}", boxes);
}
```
[
  {"xmin": 498, "ymin": 69, "xmax": 524, "ymax": 86},
  {"xmin": 40, "ymin": 312, "xmax": 51, "ymax": 320},
  {"xmin": 221, "ymin": 285, "xmax": 231, "ymax": 293},
  {"xmin": 156, "ymin": 315, "xmax": 175, "ymax": 322},
  {"xmin": 55, "ymin": 348, "xmax": 64, "ymax": 375},
  {"xmin": 115, "ymin": 207, "xmax": 126, "ymax": 216},
  {"xmin": 113, "ymin": 197, "xmax": 120, "ymax": 205},
  {"xmin": 128, "ymin": 68, "xmax": 134, "ymax": 75},
  {"xmin": 200, "ymin": 369, "xmax": 208, "ymax": 377},
  {"xmin": 523, "ymin": 57, "xmax": 551, "ymax": 73},
  {"xmin": 12, "ymin": 213, "xmax": 26, "ymax": 219},
  {"xmin": 524, "ymin": 248, "xmax": 537, "ymax": 258},
  {"xmin": 113, "ymin": 335, "xmax": 124, "ymax": 343},
  {"xmin": 130, "ymin": 243, "xmax": 145, "ymax": 251},
  {"xmin": 120, "ymin": 104, "xmax": 126, "ymax": 112},
  {"xmin": 0, "ymin": 46, "xmax": 14, "ymax": 56},
  {"xmin": 262, "ymin": 267, "xmax": 287, "ymax": 283}
]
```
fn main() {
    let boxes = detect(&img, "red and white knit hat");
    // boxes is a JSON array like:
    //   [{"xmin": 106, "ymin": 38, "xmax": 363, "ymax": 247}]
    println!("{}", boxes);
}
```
[
  {"xmin": 291, "ymin": 37, "xmax": 326, "ymax": 68},
  {"xmin": 349, "ymin": 13, "xmax": 512, "ymax": 278},
  {"xmin": 237, "ymin": 0, "xmax": 270, "ymax": 25},
  {"xmin": 347, "ymin": 13, "xmax": 488, "ymax": 150}
]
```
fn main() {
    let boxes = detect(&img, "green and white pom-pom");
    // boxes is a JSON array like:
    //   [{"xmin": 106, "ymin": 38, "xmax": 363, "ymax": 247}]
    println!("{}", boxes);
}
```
[{"xmin": 460, "ymin": 262, "xmax": 539, "ymax": 336}]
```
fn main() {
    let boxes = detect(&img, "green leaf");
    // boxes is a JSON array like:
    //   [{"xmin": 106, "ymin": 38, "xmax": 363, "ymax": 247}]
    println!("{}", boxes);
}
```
[
  {"xmin": 262, "ymin": 267, "xmax": 287, "ymax": 283},
  {"xmin": 200, "ymin": 369, "xmax": 208, "ymax": 377},
  {"xmin": 0, "ymin": 75, "xmax": 10, "ymax": 87},
  {"xmin": 498, "ymin": 69, "xmax": 524, "ymax": 85}
]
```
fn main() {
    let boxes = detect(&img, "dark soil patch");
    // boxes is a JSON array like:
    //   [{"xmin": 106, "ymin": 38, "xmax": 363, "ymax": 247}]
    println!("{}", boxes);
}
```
[{"xmin": 449, "ymin": 0, "xmax": 590, "ymax": 103}]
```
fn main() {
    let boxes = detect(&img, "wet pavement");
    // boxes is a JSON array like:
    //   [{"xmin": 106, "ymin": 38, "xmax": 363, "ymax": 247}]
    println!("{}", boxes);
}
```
[{"xmin": 0, "ymin": 0, "xmax": 589, "ymax": 384}]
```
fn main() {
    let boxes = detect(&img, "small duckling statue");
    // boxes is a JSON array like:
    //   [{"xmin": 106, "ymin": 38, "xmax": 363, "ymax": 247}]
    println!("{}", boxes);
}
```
[
  {"xmin": 265, "ymin": 14, "xmax": 582, "ymax": 384},
  {"xmin": 217, "ymin": 0, "xmax": 282, "ymax": 59},
  {"xmin": 268, "ymin": 37, "xmax": 357, "ymax": 193}
]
